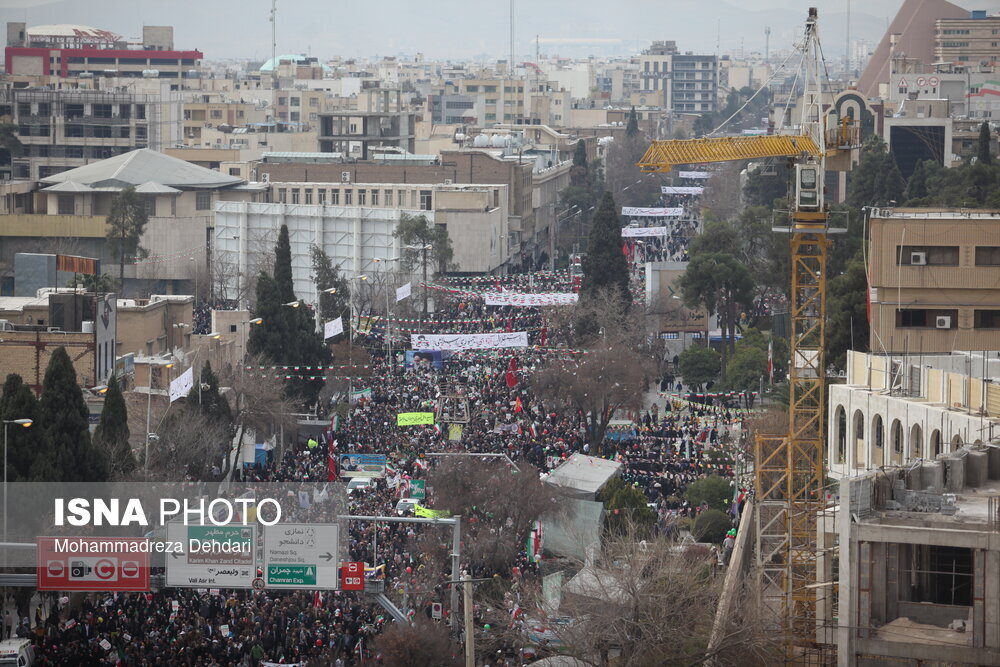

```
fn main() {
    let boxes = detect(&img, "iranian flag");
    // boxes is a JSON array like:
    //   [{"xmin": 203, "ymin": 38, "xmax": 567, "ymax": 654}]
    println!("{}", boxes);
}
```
[
  {"xmin": 327, "ymin": 447, "xmax": 338, "ymax": 481},
  {"xmin": 526, "ymin": 520, "xmax": 543, "ymax": 562}
]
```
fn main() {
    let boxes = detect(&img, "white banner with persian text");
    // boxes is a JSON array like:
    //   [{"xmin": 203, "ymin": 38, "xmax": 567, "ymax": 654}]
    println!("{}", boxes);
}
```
[
  {"xmin": 395, "ymin": 282, "xmax": 412, "ymax": 302},
  {"xmin": 621, "ymin": 226, "xmax": 668, "ymax": 237},
  {"xmin": 678, "ymin": 170, "xmax": 710, "ymax": 179},
  {"xmin": 483, "ymin": 292, "xmax": 579, "ymax": 306},
  {"xmin": 621, "ymin": 207, "xmax": 684, "ymax": 217},
  {"xmin": 661, "ymin": 186, "xmax": 704, "ymax": 195},
  {"xmin": 411, "ymin": 331, "xmax": 529, "ymax": 351},
  {"xmin": 169, "ymin": 366, "xmax": 194, "ymax": 403},
  {"xmin": 324, "ymin": 317, "xmax": 344, "ymax": 339}
]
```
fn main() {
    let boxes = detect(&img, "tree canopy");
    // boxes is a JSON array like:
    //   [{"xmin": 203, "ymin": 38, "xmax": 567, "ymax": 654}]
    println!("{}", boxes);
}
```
[
  {"xmin": 106, "ymin": 186, "xmax": 148, "ymax": 294},
  {"xmin": 93, "ymin": 374, "xmax": 135, "ymax": 478},
  {"xmin": 580, "ymin": 192, "xmax": 630, "ymax": 306},
  {"xmin": 0, "ymin": 373, "xmax": 39, "ymax": 482}
]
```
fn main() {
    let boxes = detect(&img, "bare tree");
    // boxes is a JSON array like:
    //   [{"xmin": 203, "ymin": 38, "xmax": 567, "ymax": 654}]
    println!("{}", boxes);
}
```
[
  {"xmin": 149, "ymin": 408, "xmax": 233, "ymax": 480},
  {"xmin": 371, "ymin": 619, "xmax": 461, "ymax": 666},
  {"xmin": 426, "ymin": 458, "xmax": 563, "ymax": 574},
  {"xmin": 220, "ymin": 354, "xmax": 297, "ymax": 479},
  {"xmin": 551, "ymin": 520, "xmax": 780, "ymax": 666}
]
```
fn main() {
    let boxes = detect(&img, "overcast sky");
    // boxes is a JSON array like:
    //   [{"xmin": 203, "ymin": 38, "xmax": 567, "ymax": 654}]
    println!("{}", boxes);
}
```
[{"xmin": 2, "ymin": 0, "xmax": 1000, "ymax": 61}]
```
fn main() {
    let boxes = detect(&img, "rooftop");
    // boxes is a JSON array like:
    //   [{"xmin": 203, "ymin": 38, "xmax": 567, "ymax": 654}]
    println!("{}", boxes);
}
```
[
  {"xmin": 38, "ymin": 148, "xmax": 243, "ymax": 191},
  {"xmin": 545, "ymin": 453, "xmax": 622, "ymax": 498}
]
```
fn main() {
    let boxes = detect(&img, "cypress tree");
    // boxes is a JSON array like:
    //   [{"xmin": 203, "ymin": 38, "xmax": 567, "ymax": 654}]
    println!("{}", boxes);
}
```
[
  {"xmin": 0, "ymin": 373, "xmax": 39, "ymax": 482},
  {"xmin": 35, "ymin": 347, "xmax": 109, "ymax": 481},
  {"xmin": 625, "ymin": 106, "xmax": 639, "ymax": 138},
  {"xmin": 188, "ymin": 361, "xmax": 232, "ymax": 425},
  {"xmin": 274, "ymin": 224, "xmax": 296, "ymax": 304},
  {"xmin": 978, "ymin": 121, "xmax": 992, "ymax": 165},
  {"xmin": 93, "ymin": 374, "xmax": 135, "ymax": 477},
  {"xmin": 580, "ymin": 191, "xmax": 630, "ymax": 307},
  {"xmin": 905, "ymin": 159, "xmax": 928, "ymax": 200}
]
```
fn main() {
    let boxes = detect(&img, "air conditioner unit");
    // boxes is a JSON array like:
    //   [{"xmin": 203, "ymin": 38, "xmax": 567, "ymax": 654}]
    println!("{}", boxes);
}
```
[
  {"xmin": 262, "ymin": 172, "xmax": 270, "ymax": 183},
  {"xmin": 443, "ymin": 178, "xmax": 453, "ymax": 185},
  {"xmin": 936, "ymin": 316, "xmax": 952, "ymax": 329},
  {"xmin": 910, "ymin": 251, "xmax": 927, "ymax": 265},
  {"xmin": 341, "ymin": 171, "xmax": 351, "ymax": 183}
]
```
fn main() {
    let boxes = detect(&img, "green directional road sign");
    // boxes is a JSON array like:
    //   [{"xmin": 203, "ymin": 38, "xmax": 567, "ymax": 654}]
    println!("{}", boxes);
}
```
[
  {"xmin": 408, "ymin": 479, "xmax": 426, "ymax": 500},
  {"xmin": 267, "ymin": 564, "xmax": 317, "ymax": 586}
]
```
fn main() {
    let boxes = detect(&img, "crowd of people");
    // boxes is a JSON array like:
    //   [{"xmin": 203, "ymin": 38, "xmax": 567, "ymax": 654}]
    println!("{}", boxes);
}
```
[{"xmin": 9, "ymin": 262, "xmax": 749, "ymax": 664}]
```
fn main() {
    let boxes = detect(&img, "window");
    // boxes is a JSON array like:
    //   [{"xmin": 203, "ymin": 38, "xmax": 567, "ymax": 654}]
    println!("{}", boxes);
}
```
[
  {"xmin": 210, "ymin": 109, "xmax": 222, "ymax": 119},
  {"xmin": 196, "ymin": 191, "xmax": 212, "ymax": 210},
  {"xmin": 278, "ymin": 97, "xmax": 287, "ymax": 105},
  {"xmin": 305, "ymin": 189, "xmax": 312, "ymax": 205},
  {"xmin": 358, "ymin": 189, "xmax": 366, "ymax": 205},
  {"xmin": 291, "ymin": 189, "xmax": 300, "ymax": 204},
  {"xmin": 975, "ymin": 246, "xmax": 1000, "ymax": 265},
  {"xmin": 896, "ymin": 245, "xmax": 959, "ymax": 266},
  {"xmin": 836, "ymin": 407, "xmax": 847, "ymax": 464},
  {"xmin": 57, "ymin": 195, "xmax": 74, "ymax": 215},
  {"xmin": 398, "ymin": 190, "xmax": 406, "ymax": 206},
  {"xmin": 278, "ymin": 188, "xmax": 287, "ymax": 204},
  {"xmin": 92, "ymin": 104, "xmax": 112, "ymax": 118},
  {"xmin": 896, "ymin": 308, "xmax": 958, "ymax": 328},
  {"xmin": 144, "ymin": 197, "xmax": 156, "ymax": 216},
  {"xmin": 384, "ymin": 189, "xmax": 392, "ymax": 206},
  {"xmin": 370, "ymin": 189, "xmax": 378, "ymax": 206},
  {"xmin": 420, "ymin": 190, "xmax": 432, "ymax": 211},
  {"xmin": 290, "ymin": 97, "xmax": 300, "ymax": 106},
  {"xmin": 318, "ymin": 189, "xmax": 326, "ymax": 205},
  {"xmin": 484, "ymin": 85, "xmax": 497, "ymax": 92},
  {"xmin": 330, "ymin": 190, "xmax": 339, "ymax": 205},
  {"xmin": 309, "ymin": 97, "xmax": 318, "ymax": 107},
  {"xmin": 465, "ymin": 85, "xmax": 479, "ymax": 92},
  {"xmin": 135, "ymin": 104, "xmax": 146, "ymax": 119},
  {"xmin": 891, "ymin": 420, "xmax": 903, "ymax": 454},
  {"xmin": 228, "ymin": 167, "xmax": 241, "ymax": 176},
  {"xmin": 344, "ymin": 189, "xmax": 352, "ymax": 205},
  {"xmin": 873, "ymin": 415, "xmax": 884, "ymax": 449},
  {"xmin": 135, "ymin": 126, "xmax": 147, "ymax": 140},
  {"xmin": 974, "ymin": 310, "xmax": 1000, "ymax": 329}
]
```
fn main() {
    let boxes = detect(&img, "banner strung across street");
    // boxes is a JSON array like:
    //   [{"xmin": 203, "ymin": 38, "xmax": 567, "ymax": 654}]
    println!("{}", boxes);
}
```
[
  {"xmin": 397, "ymin": 412, "xmax": 435, "ymax": 426},
  {"xmin": 678, "ymin": 170, "xmax": 711, "ymax": 179},
  {"xmin": 338, "ymin": 453, "xmax": 386, "ymax": 478},
  {"xmin": 661, "ymin": 186, "xmax": 704, "ymax": 195},
  {"xmin": 483, "ymin": 292, "xmax": 578, "ymax": 306},
  {"xmin": 621, "ymin": 226, "xmax": 668, "ymax": 238},
  {"xmin": 411, "ymin": 331, "xmax": 528, "ymax": 350},
  {"xmin": 323, "ymin": 317, "xmax": 344, "ymax": 339},
  {"xmin": 169, "ymin": 367, "xmax": 194, "ymax": 403},
  {"xmin": 621, "ymin": 207, "xmax": 684, "ymax": 217}
]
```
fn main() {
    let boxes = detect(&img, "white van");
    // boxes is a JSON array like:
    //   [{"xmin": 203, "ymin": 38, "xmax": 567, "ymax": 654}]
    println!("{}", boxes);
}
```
[{"xmin": 0, "ymin": 639, "xmax": 36, "ymax": 667}]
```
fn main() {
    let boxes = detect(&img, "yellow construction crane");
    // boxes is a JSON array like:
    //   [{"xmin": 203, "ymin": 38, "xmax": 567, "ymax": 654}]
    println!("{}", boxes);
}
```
[{"xmin": 637, "ymin": 8, "xmax": 858, "ymax": 663}]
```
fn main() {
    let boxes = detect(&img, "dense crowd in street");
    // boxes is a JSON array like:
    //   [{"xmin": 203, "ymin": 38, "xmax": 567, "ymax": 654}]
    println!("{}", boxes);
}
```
[{"xmin": 6, "ymin": 275, "xmax": 746, "ymax": 665}]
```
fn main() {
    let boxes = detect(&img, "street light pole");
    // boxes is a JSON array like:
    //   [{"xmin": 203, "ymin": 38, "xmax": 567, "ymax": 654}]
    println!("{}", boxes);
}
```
[
  {"xmin": 144, "ymin": 362, "xmax": 173, "ymax": 476},
  {"xmin": 3, "ymin": 418, "xmax": 32, "ymax": 544}
]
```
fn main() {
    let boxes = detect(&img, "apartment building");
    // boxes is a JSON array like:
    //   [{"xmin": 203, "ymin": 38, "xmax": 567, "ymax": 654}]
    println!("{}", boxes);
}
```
[
  {"xmin": 5, "ymin": 23, "xmax": 202, "ymax": 79},
  {"xmin": 213, "ymin": 182, "xmax": 510, "ymax": 307},
  {"xmin": 935, "ymin": 11, "xmax": 1000, "ymax": 65},
  {"xmin": 0, "ymin": 87, "xmax": 182, "ymax": 180},
  {"xmin": 639, "ymin": 45, "xmax": 718, "ymax": 114},
  {"xmin": 318, "ymin": 87, "xmax": 415, "ymax": 159},
  {"xmin": 868, "ymin": 208, "xmax": 1000, "ymax": 354},
  {"xmin": 182, "ymin": 93, "xmax": 269, "ymax": 145},
  {"xmin": 828, "ymin": 350, "xmax": 1000, "ymax": 477}
]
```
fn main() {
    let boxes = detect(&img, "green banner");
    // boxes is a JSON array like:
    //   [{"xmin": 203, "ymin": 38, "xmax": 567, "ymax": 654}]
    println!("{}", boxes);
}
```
[
  {"xmin": 267, "ymin": 565, "xmax": 317, "ymax": 586},
  {"xmin": 397, "ymin": 412, "xmax": 435, "ymax": 426},
  {"xmin": 414, "ymin": 503, "xmax": 450, "ymax": 519},
  {"xmin": 408, "ymin": 479, "xmax": 426, "ymax": 500}
]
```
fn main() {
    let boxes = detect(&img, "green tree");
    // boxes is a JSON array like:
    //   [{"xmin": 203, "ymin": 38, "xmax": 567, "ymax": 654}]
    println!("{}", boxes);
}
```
[
  {"xmin": 905, "ymin": 159, "xmax": 929, "ymax": 200},
  {"xmin": 571, "ymin": 139, "xmax": 589, "ymax": 186},
  {"xmin": 106, "ymin": 186, "xmax": 148, "ymax": 295},
  {"xmin": 600, "ymin": 478, "xmax": 656, "ymax": 537},
  {"xmin": 248, "ymin": 226, "xmax": 332, "ymax": 405},
  {"xmin": 679, "ymin": 346, "xmax": 721, "ymax": 390},
  {"xmin": 685, "ymin": 476, "xmax": 733, "ymax": 512},
  {"xmin": 309, "ymin": 244, "xmax": 351, "ymax": 327},
  {"xmin": 978, "ymin": 121, "xmax": 993, "ymax": 165},
  {"xmin": 67, "ymin": 272, "xmax": 116, "ymax": 293},
  {"xmin": 580, "ymin": 192, "xmax": 630, "ymax": 306},
  {"xmin": 625, "ymin": 106, "xmax": 639, "ymax": 138},
  {"xmin": 826, "ymin": 250, "xmax": 869, "ymax": 372},
  {"xmin": 0, "ymin": 374, "xmax": 38, "ymax": 482},
  {"xmin": 0, "ymin": 120, "xmax": 24, "ymax": 167},
  {"xmin": 187, "ymin": 361, "xmax": 232, "ymax": 425},
  {"xmin": 394, "ymin": 214, "xmax": 455, "ymax": 314},
  {"xmin": 273, "ymin": 223, "xmax": 295, "ymax": 304},
  {"xmin": 35, "ymin": 347, "xmax": 109, "ymax": 481},
  {"xmin": 93, "ymin": 375, "xmax": 135, "ymax": 478},
  {"xmin": 679, "ymin": 252, "xmax": 753, "ymax": 375},
  {"xmin": 692, "ymin": 508, "xmax": 731, "ymax": 544}
]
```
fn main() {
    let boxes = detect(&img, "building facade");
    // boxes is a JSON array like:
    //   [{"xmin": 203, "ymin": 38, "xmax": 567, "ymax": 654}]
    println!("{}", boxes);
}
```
[
  {"xmin": 935, "ymin": 12, "xmax": 1000, "ymax": 65},
  {"xmin": 869, "ymin": 208, "xmax": 1000, "ymax": 354}
]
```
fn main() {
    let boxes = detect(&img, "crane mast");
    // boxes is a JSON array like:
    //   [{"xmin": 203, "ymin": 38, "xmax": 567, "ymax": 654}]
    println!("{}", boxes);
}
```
[{"xmin": 637, "ymin": 8, "xmax": 854, "ymax": 661}]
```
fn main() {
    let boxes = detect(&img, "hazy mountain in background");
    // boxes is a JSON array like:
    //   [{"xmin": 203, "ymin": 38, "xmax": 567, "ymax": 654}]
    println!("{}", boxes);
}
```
[{"xmin": 1, "ymin": 0, "xmax": 998, "ymax": 61}]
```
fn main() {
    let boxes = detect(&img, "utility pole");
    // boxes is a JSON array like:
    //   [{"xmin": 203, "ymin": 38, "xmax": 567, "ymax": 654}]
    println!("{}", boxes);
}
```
[{"xmin": 463, "ymin": 573, "xmax": 475, "ymax": 667}]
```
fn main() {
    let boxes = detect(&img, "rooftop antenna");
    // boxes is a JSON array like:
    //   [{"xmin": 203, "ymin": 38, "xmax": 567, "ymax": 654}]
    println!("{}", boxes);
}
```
[{"xmin": 270, "ymin": 0, "xmax": 277, "ymax": 91}]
